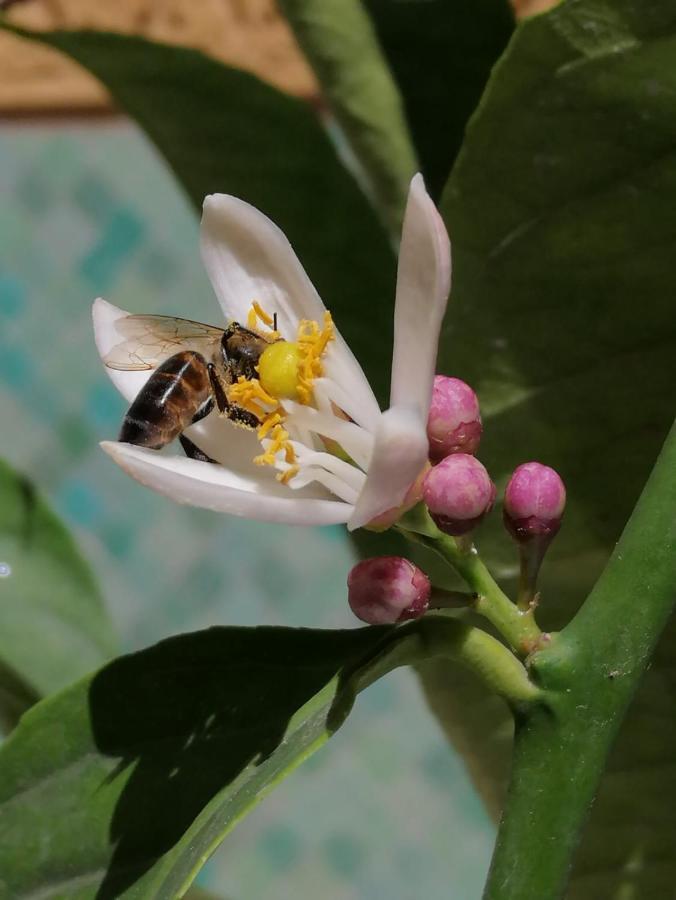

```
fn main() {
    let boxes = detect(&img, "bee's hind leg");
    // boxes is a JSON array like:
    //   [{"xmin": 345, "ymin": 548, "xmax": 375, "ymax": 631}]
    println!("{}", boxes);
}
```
[
  {"xmin": 180, "ymin": 398, "xmax": 217, "ymax": 463},
  {"xmin": 179, "ymin": 434, "xmax": 217, "ymax": 464}
]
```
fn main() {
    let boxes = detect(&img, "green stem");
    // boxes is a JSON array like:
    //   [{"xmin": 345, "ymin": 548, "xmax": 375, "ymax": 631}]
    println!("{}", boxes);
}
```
[
  {"xmin": 483, "ymin": 421, "xmax": 676, "ymax": 900},
  {"xmin": 401, "ymin": 526, "xmax": 543, "ymax": 655},
  {"xmin": 347, "ymin": 614, "xmax": 541, "ymax": 710}
]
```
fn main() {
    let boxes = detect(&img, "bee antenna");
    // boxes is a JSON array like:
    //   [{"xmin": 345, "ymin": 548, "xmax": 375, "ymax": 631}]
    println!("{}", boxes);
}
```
[{"xmin": 273, "ymin": 312, "xmax": 278, "ymax": 332}]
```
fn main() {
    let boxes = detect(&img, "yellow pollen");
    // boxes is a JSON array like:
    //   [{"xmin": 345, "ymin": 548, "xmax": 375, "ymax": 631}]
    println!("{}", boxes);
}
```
[
  {"xmin": 231, "ymin": 306, "xmax": 335, "ymax": 486},
  {"xmin": 257, "ymin": 411, "xmax": 283, "ymax": 440},
  {"xmin": 278, "ymin": 465, "xmax": 300, "ymax": 485},
  {"xmin": 246, "ymin": 300, "xmax": 280, "ymax": 339},
  {"xmin": 254, "ymin": 423, "xmax": 296, "ymax": 468},
  {"xmin": 296, "ymin": 311, "xmax": 334, "ymax": 405},
  {"xmin": 227, "ymin": 375, "xmax": 277, "ymax": 416}
]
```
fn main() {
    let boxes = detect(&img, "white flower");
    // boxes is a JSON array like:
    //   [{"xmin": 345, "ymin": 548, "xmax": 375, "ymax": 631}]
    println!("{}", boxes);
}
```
[{"xmin": 93, "ymin": 174, "xmax": 450, "ymax": 531}]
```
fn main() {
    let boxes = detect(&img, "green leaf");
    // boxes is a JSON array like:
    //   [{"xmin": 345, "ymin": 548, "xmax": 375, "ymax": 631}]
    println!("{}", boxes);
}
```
[
  {"xmin": 421, "ymin": 0, "xmax": 676, "ymax": 895},
  {"xmin": 0, "ymin": 459, "xmax": 115, "ymax": 715},
  {"xmin": 279, "ymin": 0, "xmax": 419, "ymax": 235},
  {"xmin": 0, "ymin": 625, "xmax": 394, "ymax": 899},
  {"xmin": 2, "ymin": 26, "xmax": 396, "ymax": 404},
  {"xmin": 363, "ymin": 0, "xmax": 514, "ymax": 199}
]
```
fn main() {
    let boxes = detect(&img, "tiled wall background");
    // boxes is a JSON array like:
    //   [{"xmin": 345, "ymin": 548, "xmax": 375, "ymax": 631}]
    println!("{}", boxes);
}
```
[{"xmin": 0, "ymin": 121, "xmax": 493, "ymax": 900}]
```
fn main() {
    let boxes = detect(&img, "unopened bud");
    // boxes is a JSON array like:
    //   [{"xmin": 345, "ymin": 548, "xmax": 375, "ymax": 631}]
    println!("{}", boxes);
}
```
[
  {"xmin": 427, "ymin": 376, "xmax": 482, "ymax": 462},
  {"xmin": 504, "ymin": 462, "xmax": 566, "ymax": 542},
  {"xmin": 423, "ymin": 453, "xmax": 495, "ymax": 536},
  {"xmin": 347, "ymin": 556, "xmax": 431, "ymax": 624}
]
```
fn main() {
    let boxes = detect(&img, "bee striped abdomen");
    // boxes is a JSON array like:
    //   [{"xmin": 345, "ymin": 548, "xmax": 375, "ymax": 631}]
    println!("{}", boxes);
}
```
[{"xmin": 119, "ymin": 351, "xmax": 212, "ymax": 449}]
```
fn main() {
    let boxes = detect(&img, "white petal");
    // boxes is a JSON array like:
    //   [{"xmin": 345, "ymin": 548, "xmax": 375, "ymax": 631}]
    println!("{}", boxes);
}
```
[
  {"xmin": 92, "ymin": 298, "xmax": 151, "ymax": 402},
  {"xmin": 101, "ymin": 441, "xmax": 352, "ymax": 525},
  {"xmin": 283, "ymin": 401, "xmax": 374, "ymax": 470},
  {"xmin": 320, "ymin": 342, "xmax": 381, "ymax": 431},
  {"xmin": 200, "ymin": 195, "xmax": 379, "ymax": 424},
  {"xmin": 184, "ymin": 414, "xmax": 267, "ymax": 470},
  {"xmin": 200, "ymin": 194, "xmax": 326, "ymax": 339},
  {"xmin": 347, "ymin": 406, "xmax": 429, "ymax": 531},
  {"xmin": 390, "ymin": 174, "xmax": 451, "ymax": 419}
]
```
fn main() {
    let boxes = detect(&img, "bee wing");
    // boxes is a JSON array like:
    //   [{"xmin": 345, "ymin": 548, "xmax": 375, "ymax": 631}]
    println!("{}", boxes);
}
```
[{"xmin": 103, "ymin": 315, "xmax": 224, "ymax": 371}]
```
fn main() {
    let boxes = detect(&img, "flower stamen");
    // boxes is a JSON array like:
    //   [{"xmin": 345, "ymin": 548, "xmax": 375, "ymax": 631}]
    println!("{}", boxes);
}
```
[
  {"xmin": 278, "ymin": 464, "xmax": 300, "ymax": 485},
  {"xmin": 227, "ymin": 375, "xmax": 277, "ymax": 416},
  {"xmin": 257, "ymin": 411, "xmax": 283, "ymax": 439},
  {"xmin": 254, "ymin": 423, "xmax": 297, "ymax": 467},
  {"xmin": 230, "ymin": 308, "xmax": 335, "ymax": 484},
  {"xmin": 247, "ymin": 300, "xmax": 280, "ymax": 339},
  {"xmin": 296, "ymin": 312, "xmax": 334, "ymax": 405}
]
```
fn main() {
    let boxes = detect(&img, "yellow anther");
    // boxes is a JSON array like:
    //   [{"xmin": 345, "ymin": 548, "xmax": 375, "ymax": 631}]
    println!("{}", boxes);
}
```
[
  {"xmin": 294, "ymin": 312, "xmax": 334, "ymax": 406},
  {"xmin": 228, "ymin": 375, "xmax": 278, "ymax": 417},
  {"xmin": 254, "ymin": 422, "xmax": 295, "ymax": 469},
  {"xmin": 252, "ymin": 300, "xmax": 274, "ymax": 327},
  {"xmin": 246, "ymin": 300, "xmax": 280, "ymax": 339},
  {"xmin": 284, "ymin": 442, "xmax": 297, "ymax": 464},
  {"xmin": 277, "ymin": 465, "xmax": 300, "ymax": 484},
  {"xmin": 257, "ymin": 412, "xmax": 283, "ymax": 440}
]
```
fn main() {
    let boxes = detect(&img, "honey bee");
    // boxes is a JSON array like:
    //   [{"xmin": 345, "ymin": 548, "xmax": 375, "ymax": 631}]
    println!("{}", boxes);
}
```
[{"xmin": 104, "ymin": 314, "xmax": 279, "ymax": 462}]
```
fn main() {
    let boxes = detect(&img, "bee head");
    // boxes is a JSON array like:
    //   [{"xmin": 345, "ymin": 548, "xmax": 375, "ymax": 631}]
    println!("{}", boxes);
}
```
[{"xmin": 222, "ymin": 323, "xmax": 270, "ymax": 379}]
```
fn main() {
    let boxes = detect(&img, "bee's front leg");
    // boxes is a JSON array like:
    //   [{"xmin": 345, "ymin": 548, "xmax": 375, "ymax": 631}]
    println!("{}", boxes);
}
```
[{"xmin": 207, "ymin": 363, "xmax": 230, "ymax": 415}]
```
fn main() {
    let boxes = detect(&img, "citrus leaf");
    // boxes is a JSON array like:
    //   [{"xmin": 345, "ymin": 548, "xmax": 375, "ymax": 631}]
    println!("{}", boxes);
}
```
[
  {"xmin": 363, "ymin": 0, "xmax": 514, "ymax": 199},
  {"xmin": 0, "ymin": 459, "xmax": 115, "ymax": 718},
  {"xmin": 1, "ymin": 26, "xmax": 396, "ymax": 404},
  {"xmin": 0, "ymin": 625, "xmax": 397, "ymax": 899},
  {"xmin": 279, "ymin": 0, "xmax": 419, "ymax": 235}
]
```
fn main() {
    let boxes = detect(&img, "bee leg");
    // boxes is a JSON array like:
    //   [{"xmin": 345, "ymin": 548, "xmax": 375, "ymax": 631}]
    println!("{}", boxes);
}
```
[
  {"xmin": 179, "ymin": 398, "xmax": 217, "ymax": 463},
  {"xmin": 207, "ymin": 363, "xmax": 230, "ymax": 414},
  {"xmin": 227, "ymin": 406, "xmax": 260, "ymax": 429},
  {"xmin": 191, "ymin": 396, "xmax": 214, "ymax": 425},
  {"xmin": 179, "ymin": 435, "xmax": 217, "ymax": 464},
  {"xmin": 206, "ymin": 362, "xmax": 259, "ymax": 429}
]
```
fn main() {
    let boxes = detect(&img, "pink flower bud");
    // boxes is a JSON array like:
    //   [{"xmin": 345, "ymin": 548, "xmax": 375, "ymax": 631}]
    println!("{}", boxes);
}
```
[
  {"xmin": 504, "ymin": 462, "xmax": 566, "ymax": 542},
  {"xmin": 422, "ymin": 453, "xmax": 496, "ymax": 536},
  {"xmin": 347, "ymin": 556, "xmax": 431, "ymax": 624},
  {"xmin": 427, "ymin": 376, "xmax": 482, "ymax": 462}
]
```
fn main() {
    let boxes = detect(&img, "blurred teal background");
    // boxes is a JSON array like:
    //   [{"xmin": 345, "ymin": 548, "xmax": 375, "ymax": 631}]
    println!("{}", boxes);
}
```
[{"xmin": 0, "ymin": 121, "xmax": 493, "ymax": 899}]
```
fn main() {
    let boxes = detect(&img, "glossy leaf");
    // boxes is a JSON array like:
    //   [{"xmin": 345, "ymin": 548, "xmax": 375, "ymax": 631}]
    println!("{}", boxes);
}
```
[
  {"xmin": 423, "ymin": 1, "xmax": 676, "ymax": 895},
  {"xmin": 363, "ymin": 0, "xmax": 514, "ymax": 200},
  {"xmin": 279, "ymin": 0, "xmax": 419, "ymax": 234},
  {"xmin": 0, "ymin": 625, "xmax": 394, "ymax": 899},
  {"xmin": 0, "ymin": 459, "xmax": 115, "ymax": 715},
  {"xmin": 2, "ymin": 26, "xmax": 396, "ymax": 404}
]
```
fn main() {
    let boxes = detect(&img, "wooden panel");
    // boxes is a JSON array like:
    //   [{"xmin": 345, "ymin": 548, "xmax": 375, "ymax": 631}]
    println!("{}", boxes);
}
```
[{"xmin": 0, "ymin": 0, "xmax": 317, "ymax": 114}]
